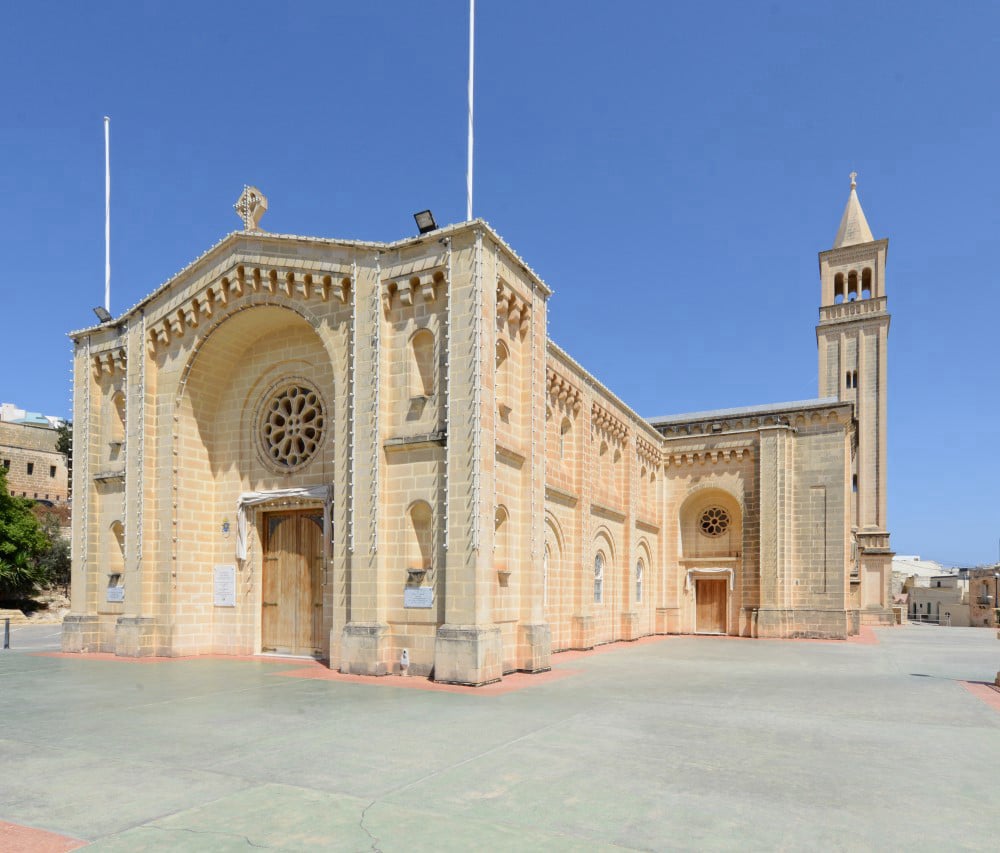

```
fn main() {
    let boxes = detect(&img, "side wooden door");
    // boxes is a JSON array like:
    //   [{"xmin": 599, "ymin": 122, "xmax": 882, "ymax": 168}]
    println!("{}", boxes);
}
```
[
  {"xmin": 696, "ymin": 578, "xmax": 728, "ymax": 634},
  {"xmin": 262, "ymin": 510, "xmax": 324, "ymax": 656}
]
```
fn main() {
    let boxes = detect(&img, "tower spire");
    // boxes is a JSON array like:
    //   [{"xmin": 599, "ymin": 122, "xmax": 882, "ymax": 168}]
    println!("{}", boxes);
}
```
[{"xmin": 833, "ymin": 171, "xmax": 873, "ymax": 248}]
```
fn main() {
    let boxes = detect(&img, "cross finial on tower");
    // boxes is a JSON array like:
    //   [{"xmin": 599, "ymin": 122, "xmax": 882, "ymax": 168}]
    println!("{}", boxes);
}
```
[
  {"xmin": 850, "ymin": 171, "xmax": 858, "ymax": 189},
  {"xmin": 234, "ymin": 185, "xmax": 268, "ymax": 231}
]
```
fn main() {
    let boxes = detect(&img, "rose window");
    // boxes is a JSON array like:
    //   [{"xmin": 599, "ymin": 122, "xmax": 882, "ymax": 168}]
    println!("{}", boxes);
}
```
[
  {"xmin": 699, "ymin": 506, "xmax": 730, "ymax": 537},
  {"xmin": 259, "ymin": 383, "xmax": 325, "ymax": 470}
]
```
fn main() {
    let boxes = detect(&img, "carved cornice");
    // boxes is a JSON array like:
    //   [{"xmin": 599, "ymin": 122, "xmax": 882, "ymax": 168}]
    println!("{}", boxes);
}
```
[
  {"xmin": 591, "ymin": 402, "xmax": 628, "ymax": 444},
  {"xmin": 496, "ymin": 279, "xmax": 531, "ymax": 339},
  {"xmin": 636, "ymin": 434, "xmax": 660, "ymax": 469},
  {"xmin": 664, "ymin": 448, "xmax": 752, "ymax": 468},
  {"xmin": 381, "ymin": 269, "xmax": 444, "ymax": 314},
  {"xmin": 92, "ymin": 347, "xmax": 126, "ymax": 377},
  {"xmin": 546, "ymin": 367, "xmax": 582, "ymax": 416},
  {"xmin": 146, "ymin": 262, "xmax": 351, "ymax": 355}
]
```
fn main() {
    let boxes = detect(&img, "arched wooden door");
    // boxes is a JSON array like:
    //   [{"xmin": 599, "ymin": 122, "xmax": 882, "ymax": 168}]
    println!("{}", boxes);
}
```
[{"xmin": 262, "ymin": 510, "xmax": 324, "ymax": 657}]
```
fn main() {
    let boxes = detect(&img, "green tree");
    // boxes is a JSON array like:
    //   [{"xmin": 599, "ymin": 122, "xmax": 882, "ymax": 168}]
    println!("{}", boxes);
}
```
[
  {"xmin": 34, "ymin": 509, "xmax": 71, "ymax": 594},
  {"xmin": 0, "ymin": 466, "xmax": 51, "ymax": 599},
  {"xmin": 56, "ymin": 420, "xmax": 72, "ymax": 499}
]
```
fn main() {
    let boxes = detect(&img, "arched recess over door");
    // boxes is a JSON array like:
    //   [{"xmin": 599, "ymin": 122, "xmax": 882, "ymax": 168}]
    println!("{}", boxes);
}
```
[
  {"xmin": 679, "ymin": 487, "xmax": 743, "ymax": 635},
  {"xmin": 172, "ymin": 302, "xmax": 339, "ymax": 657}
]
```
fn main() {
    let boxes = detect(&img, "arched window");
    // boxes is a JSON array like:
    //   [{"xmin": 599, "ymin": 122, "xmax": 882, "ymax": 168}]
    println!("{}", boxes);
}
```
[
  {"xmin": 594, "ymin": 553, "xmax": 604, "ymax": 604},
  {"xmin": 861, "ymin": 267, "xmax": 872, "ymax": 299},
  {"xmin": 635, "ymin": 559, "xmax": 644, "ymax": 604},
  {"xmin": 409, "ymin": 329, "xmax": 435, "ymax": 398},
  {"xmin": 847, "ymin": 271, "xmax": 859, "ymax": 301},
  {"xmin": 834, "ymin": 272, "xmax": 845, "ymax": 304}
]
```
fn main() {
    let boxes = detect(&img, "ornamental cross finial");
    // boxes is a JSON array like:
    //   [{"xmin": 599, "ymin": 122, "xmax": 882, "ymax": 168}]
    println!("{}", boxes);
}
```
[
  {"xmin": 850, "ymin": 171, "xmax": 858, "ymax": 189},
  {"xmin": 234, "ymin": 185, "xmax": 268, "ymax": 231}
]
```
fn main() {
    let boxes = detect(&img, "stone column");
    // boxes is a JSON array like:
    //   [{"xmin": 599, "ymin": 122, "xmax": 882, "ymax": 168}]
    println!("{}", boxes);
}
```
[
  {"xmin": 340, "ymin": 252, "xmax": 391, "ymax": 675},
  {"xmin": 755, "ymin": 425, "xmax": 793, "ymax": 637},
  {"xmin": 434, "ymin": 229, "xmax": 502, "ymax": 685}
]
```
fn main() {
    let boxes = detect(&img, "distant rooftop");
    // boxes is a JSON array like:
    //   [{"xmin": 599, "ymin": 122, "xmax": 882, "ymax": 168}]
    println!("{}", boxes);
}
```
[
  {"xmin": 647, "ymin": 397, "xmax": 841, "ymax": 427},
  {"xmin": 0, "ymin": 402, "xmax": 63, "ymax": 428}
]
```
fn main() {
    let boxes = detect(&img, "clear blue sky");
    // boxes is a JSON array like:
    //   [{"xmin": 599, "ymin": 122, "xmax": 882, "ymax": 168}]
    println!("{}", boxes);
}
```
[{"xmin": 2, "ymin": 2, "xmax": 997, "ymax": 566}]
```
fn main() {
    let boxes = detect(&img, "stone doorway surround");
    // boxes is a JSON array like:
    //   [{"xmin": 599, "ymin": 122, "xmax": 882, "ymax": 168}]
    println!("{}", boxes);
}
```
[
  {"xmin": 261, "ymin": 509, "xmax": 324, "ymax": 658},
  {"xmin": 685, "ymin": 567, "xmax": 735, "ymax": 635}
]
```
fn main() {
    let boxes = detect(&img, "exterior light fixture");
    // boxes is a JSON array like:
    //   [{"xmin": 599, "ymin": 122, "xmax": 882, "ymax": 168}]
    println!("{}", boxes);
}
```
[
  {"xmin": 413, "ymin": 210, "xmax": 437, "ymax": 234},
  {"xmin": 93, "ymin": 306, "xmax": 113, "ymax": 323}
]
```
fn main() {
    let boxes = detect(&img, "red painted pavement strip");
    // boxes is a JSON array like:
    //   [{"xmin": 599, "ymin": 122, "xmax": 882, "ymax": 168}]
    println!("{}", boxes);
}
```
[
  {"xmin": 0, "ymin": 821, "xmax": 87, "ymax": 852},
  {"xmin": 961, "ymin": 681, "xmax": 1000, "ymax": 713}
]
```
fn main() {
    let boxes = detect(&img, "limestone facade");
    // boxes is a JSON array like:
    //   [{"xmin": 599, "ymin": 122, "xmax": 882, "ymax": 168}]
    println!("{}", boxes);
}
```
[
  {"xmin": 63, "ymin": 182, "xmax": 894, "ymax": 684},
  {"xmin": 0, "ymin": 421, "xmax": 68, "ymax": 504}
]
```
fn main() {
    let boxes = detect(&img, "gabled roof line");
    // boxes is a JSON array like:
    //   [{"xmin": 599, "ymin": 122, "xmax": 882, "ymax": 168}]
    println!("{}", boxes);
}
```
[{"xmin": 69, "ymin": 219, "xmax": 552, "ymax": 338}]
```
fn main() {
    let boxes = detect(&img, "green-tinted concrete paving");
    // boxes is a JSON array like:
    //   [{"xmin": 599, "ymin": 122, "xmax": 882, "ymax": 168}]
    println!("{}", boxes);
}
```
[{"xmin": 1, "ymin": 627, "xmax": 998, "ymax": 851}]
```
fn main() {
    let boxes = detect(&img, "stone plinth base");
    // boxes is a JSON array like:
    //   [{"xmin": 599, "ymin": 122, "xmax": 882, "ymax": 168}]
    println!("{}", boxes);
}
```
[
  {"xmin": 340, "ymin": 622, "xmax": 390, "ymax": 676},
  {"xmin": 433, "ymin": 625, "xmax": 502, "ymax": 686},
  {"xmin": 860, "ymin": 608, "xmax": 895, "ymax": 627},
  {"xmin": 571, "ymin": 614, "xmax": 595, "ymax": 650},
  {"xmin": 619, "ymin": 611, "xmax": 639, "ymax": 641},
  {"xmin": 61, "ymin": 614, "xmax": 100, "ymax": 652},
  {"xmin": 752, "ymin": 608, "xmax": 850, "ymax": 640},
  {"xmin": 517, "ymin": 623, "xmax": 551, "ymax": 673},
  {"xmin": 114, "ymin": 616, "xmax": 156, "ymax": 657},
  {"xmin": 656, "ymin": 607, "xmax": 680, "ymax": 634}
]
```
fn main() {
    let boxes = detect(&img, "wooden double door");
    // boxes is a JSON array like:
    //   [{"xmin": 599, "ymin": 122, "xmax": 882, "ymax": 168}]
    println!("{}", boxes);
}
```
[
  {"xmin": 262, "ymin": 510, "xmax": 324, "ymax": 657},
  {"xmin": 695, "ymin": 578, "xmax": 728, "ymax": 634}
]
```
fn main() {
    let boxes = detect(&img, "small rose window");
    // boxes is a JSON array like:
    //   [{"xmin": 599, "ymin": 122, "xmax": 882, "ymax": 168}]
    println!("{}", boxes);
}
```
[
  {"xmin": 259, "ymin": 383, "xmax": 325, "ymax": 470},
  {"xmin": 699, "ymin": 506, "xmax": 730, "ymax": 537}
]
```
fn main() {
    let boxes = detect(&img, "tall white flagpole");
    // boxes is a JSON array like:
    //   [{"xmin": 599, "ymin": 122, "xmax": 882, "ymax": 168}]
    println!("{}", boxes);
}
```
[
  {"xmin": 466, "ymin": 0, "xmax": 475, "ymax": 221},
  {"xmin": 104, "ymin": 116, "xmax": 111, "ymax": 313}
]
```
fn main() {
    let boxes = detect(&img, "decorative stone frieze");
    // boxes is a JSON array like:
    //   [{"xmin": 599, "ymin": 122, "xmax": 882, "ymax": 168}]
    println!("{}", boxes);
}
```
[
  {"xmin": 546, "ymin": 367, "xmax": 582, "ymax": 415},
  {"xmin": 496, "ymin": 279, "xmax": 531, "ymax": 338},
  {"xmin": 145, "ymin": 263, "xmax": 352, "ymax": 354},
  {"xmin": 664, "ymin": 448, "xmax": 752, "ymax": 468},
  {"xmin": 636, "ymin": 434, "xmax": 659, "ymax": 469},
  {"xmin": 91, "ymin": 347, "xmax": 126, "ymax": 377},
  {"xmin": 591, "ymin": 402, "xmax": 628, "ymax": 445},
  {"xmin": 381, "ymin": 270, "xmax": 444, "ymax": 313}
]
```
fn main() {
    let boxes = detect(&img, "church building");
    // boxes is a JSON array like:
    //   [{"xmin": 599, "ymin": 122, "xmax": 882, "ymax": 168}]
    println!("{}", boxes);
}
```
[{"xmin": 63, "ymin": 179, "xmax": 894, "ymax": 685}]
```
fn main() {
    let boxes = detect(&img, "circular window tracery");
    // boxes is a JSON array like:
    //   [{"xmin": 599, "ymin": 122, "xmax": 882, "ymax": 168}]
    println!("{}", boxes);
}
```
[
  {"xmin": 258, "ymin": 382, "xmax": 325, "ymax": 471},
  {"xmin": 699, "ymin": 506, "xmax": 730, "ymax": 537}
]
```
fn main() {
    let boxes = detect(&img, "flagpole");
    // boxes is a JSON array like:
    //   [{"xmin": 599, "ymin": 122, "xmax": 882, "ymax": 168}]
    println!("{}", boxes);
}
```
[
  {"xmin": 466, "ymin": 0, "xmax": 475, "ymax": 222},
  {"xmin": 104, "ymin": 116, "xmax": 111, "ymax": 313}
]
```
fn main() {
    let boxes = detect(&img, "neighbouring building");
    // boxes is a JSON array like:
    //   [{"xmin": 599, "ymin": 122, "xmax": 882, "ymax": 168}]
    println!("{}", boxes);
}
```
[
  {"xmin": 908, "ymin": 575, "xmax": 970, "ymax": 626},
  {"xmin": 0, "ymin": 416, "xmax": 69, "ymax": 505},
  {"xmin": 62, "ymin": 178, "xmax": 895, "ymax": 685},
  {"xmin": 967, "ymin": 566, "xmax": 1000, "ymax": 628}
]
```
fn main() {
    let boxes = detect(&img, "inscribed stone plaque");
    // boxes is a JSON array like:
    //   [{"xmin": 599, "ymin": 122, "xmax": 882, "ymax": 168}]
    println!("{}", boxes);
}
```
[
  {"xmin": 214, "ymin": 565, "xmax": 236, "ymax": 607},
  {"xmin": 106, "ymin": 586, "xmax": 125, "ymax": 603},
  {"xmin": 404, "ymin": 587, "xmax": 434, "ymax": 608}
]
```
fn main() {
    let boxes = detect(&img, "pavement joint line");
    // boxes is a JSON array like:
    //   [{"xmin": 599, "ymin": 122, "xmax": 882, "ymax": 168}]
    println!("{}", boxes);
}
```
[
  {"xmin": 357, "ymin": 800, "xmax": 382, "ymax": 852},
  {"xmin": 125, "ymin": 823, "xmax": 272, "ymax": 848}
]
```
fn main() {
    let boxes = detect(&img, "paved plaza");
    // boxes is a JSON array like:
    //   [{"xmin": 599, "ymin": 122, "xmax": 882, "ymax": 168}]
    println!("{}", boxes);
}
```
[{"xmin": 1, "ymin": 626, "xmax": 998, "ymax": 851}]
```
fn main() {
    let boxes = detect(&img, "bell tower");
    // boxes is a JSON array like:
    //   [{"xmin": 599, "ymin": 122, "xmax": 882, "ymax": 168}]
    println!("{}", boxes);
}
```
[{"xmin": 816, "ymin": 174, "xmax": 894, "ymax": 625}]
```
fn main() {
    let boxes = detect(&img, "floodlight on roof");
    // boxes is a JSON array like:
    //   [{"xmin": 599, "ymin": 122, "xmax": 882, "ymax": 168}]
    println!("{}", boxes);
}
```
[
  {"xmin": 413, "ymin": 210, "xmax": 438, "ymax": 235},
  {"xmin": 93, "ymin": 306, "xmax": 113, "ymax": 323}
]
